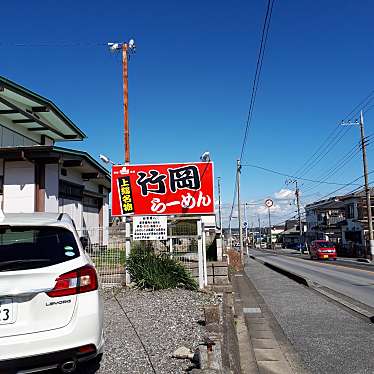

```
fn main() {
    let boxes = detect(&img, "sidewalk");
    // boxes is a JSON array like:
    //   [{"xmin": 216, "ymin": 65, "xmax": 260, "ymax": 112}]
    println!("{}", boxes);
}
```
[
  {"xmin": 231, "ymin": 271, "xmax": 306, "ymax": 374},
  {"xmin": 244, "ymin": 257, "xmax": 374, "ymax": 374}
]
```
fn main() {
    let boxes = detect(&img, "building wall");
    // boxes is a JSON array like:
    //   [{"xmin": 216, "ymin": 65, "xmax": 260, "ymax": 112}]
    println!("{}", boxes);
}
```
[
  {"xmin": 3, "ymin": 160, "xmax": 35, "ymax": 213},
  {"xmin": 0, "ymin": 119, "xmax": 39, "ymax": 146},
  {"xmin": 59, "ymin": 198, "xmax": 83, "ymax": 230},
  {"xmin": 45, "ymin": 163, "xmax": 59, "ymax": 212}
]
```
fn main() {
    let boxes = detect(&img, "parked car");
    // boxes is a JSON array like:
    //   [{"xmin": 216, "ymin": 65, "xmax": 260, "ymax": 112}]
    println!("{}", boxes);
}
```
[
  {"xmin": 0, "ymin": 212, "xmax": 104, "ymax": 373},
  {"xmin": 309, "ymin": 240, "xmax": 337, "ymax": 260}
]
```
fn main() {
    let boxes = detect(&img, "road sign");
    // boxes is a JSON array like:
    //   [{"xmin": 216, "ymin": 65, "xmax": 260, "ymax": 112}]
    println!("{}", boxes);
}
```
[
  {"xmin": 265, "ymin": 199, "xmax": 273, "ymax": 208},
  {"xmin": 243, "ymin": 222, "xmax": 248, "ymax": 228},
  {"xmin": 111, "ymin": 162, "xmax": 214, "ymax": 216}
]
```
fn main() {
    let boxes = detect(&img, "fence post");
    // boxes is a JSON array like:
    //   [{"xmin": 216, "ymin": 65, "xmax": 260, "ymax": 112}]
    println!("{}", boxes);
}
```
[
  {"xmin": 197, "ymin": 219, "xmax": 204, "ymax": 289},
  {"xmin": 125, "ymin": 218, "xmax": 131, "ymax": 285}
]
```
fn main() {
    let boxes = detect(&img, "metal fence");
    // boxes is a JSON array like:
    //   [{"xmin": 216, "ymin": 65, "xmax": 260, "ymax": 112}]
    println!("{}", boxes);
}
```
[
  {"xmin": 77, "ymin": 226, "xmax": 126, "ymax": 287},
  {"xmin": 78, "ymin": 219, "xmax": 209, "ymax": 288}
]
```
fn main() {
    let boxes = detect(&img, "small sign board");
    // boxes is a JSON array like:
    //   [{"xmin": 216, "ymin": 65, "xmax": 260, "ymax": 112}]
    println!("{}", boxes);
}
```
[{"xmin": 133, "ymin": 216, "xmax": 168, "ymax": 241}]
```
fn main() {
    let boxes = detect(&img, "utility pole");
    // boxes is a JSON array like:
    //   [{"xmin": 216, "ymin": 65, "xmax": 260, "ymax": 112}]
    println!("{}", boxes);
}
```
[
  {"xmin": 258, "ymin": 216, "xmax": 262, "ymax": 249},
  {"xmin": 286, "ymin": 179, "xmax": 303, "ymax": 255},
  {"xmin": 244, "ymin": 203, "xmax": 249, "ymax": 255},
  {"xmin": 295, "ymin": 181, "xmax": 303, "ymax": 255},
  {"xmin": 237, "ymin": 159, "xmax": 244, "ymax": 262},
  {"xmin": 108, "ymin": 40, "xmax": 136, "ymax": 163},
  {"xmin": 341, "ymin": 111, "xmax": 374, "ymax": 260},
  {"xmin": 122, "ymin": 44, "xmax": 130, "ymax": 163},
  {"xmin": 360, "ymin": 111, "xmax": 374, "ymax": 260}
]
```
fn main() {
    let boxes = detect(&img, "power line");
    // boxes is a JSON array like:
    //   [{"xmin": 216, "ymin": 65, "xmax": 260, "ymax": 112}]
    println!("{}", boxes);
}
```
[
  {"xmin": 239, "ymin": 0, "xmax": 276, "ymax": 162},
  {"xmin": 0, "ymin": 41, "xmax": 108, "ymax": 47},
  {"xmin": 229, "ymin": 0, "xmax": 276, "ymax": 229},
  {"xmin": 294, "ymin": 90, "xmax": 374, "ymax": 178},
  {"xmin": 241, "ymin": 163, "xmax": 362, "ymax": 186}
]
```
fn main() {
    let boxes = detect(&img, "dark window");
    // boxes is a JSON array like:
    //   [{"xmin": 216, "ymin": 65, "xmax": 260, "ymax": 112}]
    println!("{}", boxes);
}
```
[
  {"xmin": 59, "ymin": 180, "xmax": 83, "ymax": 201},
  {"xmin": 346, "ymin": 204, "xmax": 355, "ymax": 219},
  {"xmin": 0, "ymin": 226, "xmax": 80, "ymax": 272},
  {"xmin": 317, "ymin": 242, "xmax": 335, "ymax": 248},
  {"xmin": 83, "ymin": 195, "xmax": 99, "ymax": 209}
]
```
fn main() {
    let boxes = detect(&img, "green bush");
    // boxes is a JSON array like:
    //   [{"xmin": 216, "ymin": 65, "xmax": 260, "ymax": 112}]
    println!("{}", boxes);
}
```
[{"xmin": 127, "ymin": 248, "xmax": 198, "ymax": 291}]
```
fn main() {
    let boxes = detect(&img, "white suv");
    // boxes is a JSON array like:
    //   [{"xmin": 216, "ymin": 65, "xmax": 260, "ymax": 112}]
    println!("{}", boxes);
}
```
[{"xmin": 0, "ymin": 213, "xmax": 104, "ymax": 373}]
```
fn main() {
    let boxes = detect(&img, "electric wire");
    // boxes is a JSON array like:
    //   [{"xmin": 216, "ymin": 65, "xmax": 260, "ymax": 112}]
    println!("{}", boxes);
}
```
[
  {"xmin": 241, "ymin": 163, "xmax": 362, "ymax": 186},
  {"xmin": 294, "ymin": 90, "xmax": 374, "ymax": 178},
  {"xmin": 239, "ymin": 0, "xmax": 276, "ymax": 162},
  {"xmin": 229, "ymin": 0, "xmax": 276, "ymax": 228}
]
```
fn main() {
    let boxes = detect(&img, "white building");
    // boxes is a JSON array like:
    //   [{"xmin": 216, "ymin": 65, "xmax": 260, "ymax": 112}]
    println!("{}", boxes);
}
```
[{"xmin": 0, "ymin": 76, "xmax": 110, "ymax": 244}]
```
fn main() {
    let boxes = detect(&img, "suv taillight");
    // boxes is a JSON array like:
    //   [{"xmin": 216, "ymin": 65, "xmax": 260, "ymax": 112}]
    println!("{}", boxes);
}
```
[{"xmin": 47, "ymin": 265, "xmax": 98, "ymax": 297}]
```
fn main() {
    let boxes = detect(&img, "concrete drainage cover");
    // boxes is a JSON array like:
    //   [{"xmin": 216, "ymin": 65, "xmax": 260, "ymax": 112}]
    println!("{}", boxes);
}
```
[{"xmin": 243, "ymin": 307, "xmax": 262, "ymax": 314}]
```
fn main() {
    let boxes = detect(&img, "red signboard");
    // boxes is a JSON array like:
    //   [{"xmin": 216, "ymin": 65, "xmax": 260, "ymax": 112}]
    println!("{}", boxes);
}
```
[{"xmin": 111, "ymin": 162, "xmax": 214, "ymax": 216}]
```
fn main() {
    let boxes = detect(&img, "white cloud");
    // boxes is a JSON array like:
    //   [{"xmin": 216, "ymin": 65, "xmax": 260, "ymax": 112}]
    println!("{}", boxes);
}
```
[{"xmin": 274, "ymin": 188, "xmax": 294, "ymax": 200}]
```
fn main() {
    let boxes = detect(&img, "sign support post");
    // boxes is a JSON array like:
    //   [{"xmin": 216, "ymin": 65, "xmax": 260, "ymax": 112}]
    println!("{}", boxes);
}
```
[
  {"xmin": 197, "ymin": 219, "xmax": 204, "ymax": 289},
  {"xmin": 125, "ymin": 218, "xmax": 131, "ymax": 285}
]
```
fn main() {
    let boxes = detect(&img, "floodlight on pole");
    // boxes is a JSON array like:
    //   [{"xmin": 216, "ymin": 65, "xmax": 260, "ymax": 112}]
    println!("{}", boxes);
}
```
[
  {"xmin": 108, "ymin": 38, "xmax": 136, "ymax": 164},
  {"xmin": 99, "ymin": 154, "xmax": 115, "ymax": 165},
  {"xmin": 200, "ymin": 151, "xmax": 211, "ymax": 162}
]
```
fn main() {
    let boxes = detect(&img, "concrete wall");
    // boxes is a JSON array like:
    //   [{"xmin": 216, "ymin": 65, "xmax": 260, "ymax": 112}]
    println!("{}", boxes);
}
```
[{"xmin": 3, "ymin": 161, "xmax": 35, "ymax": 213}]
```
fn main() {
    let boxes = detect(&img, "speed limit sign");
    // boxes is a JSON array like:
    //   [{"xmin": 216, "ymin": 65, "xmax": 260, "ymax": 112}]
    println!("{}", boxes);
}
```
[{"xmin": 265, "ymin": 199, "xmax": 273, "ymax": 208}]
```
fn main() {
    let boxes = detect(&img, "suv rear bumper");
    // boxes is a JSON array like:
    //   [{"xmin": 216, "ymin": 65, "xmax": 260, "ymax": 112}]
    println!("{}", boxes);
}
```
[
  {"xmin": 0, "ymin": 346, "xmax": 99, "ymax": 374},
  {"xmin": 0, "ymin": 291, "xmax": 104, "ymax": 365}
]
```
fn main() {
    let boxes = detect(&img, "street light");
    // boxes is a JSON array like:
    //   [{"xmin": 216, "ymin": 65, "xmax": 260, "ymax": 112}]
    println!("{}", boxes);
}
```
[
  {"xmin": 99, "ymin": 154, "xmax": 115, "ymax": 165},
  {"xmin": 108, "ymin": 39, "xmax": 136, "ymax": 164},
  {"xmin": 200, "ymin": 151, "xmax": 211, "ymax": 162}
]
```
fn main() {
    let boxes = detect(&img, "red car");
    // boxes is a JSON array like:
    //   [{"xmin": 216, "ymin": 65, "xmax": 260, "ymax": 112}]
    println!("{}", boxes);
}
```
[{"xmin": 310, "ymin": 240, "xmax": 337, "ymax": 260}]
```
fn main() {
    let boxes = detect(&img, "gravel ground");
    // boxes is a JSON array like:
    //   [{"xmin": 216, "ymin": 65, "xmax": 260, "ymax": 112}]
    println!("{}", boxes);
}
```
[
  {"xmin": 245, "ymin": 257, "xmax": 374, "ymax": 374},
  {"xmin": 97, "ymin": 288, "xmax": 219, "ymax": 374}
]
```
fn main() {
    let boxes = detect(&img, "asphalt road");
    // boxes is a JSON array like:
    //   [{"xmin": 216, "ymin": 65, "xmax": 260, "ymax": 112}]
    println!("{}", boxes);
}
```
[{"xmin": 250, "ymin": 249, "xmax": 374, "ymax": 308}]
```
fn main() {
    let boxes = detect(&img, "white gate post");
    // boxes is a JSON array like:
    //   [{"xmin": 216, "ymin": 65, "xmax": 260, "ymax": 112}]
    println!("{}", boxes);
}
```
[
  {"xmin": 197, "ymin": 219, "xmax": 204, "ymax": 289},
  {"xmin": 202, "ymin": 224, "xmax": 208, "ymax": 287},
  {"xmin": 125, "ymin": 218, "xmax": 131, "ymax": 285}
]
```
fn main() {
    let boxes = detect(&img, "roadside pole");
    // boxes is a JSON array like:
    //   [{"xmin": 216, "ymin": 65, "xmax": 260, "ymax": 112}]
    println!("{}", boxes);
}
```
[
  {"xmin": 268, "ymin": 208, "xmax": 272, "ymax": 249},
  {"xmin": 265, "ymin": 199, "xmax": 273, "ymax": 249},
  {"xmin": 237, "ymin": 159, "xmax": 244, "ymax": 262},
  {"xmin": 295, "ymin": 180, "xmax": 303, "ymax": 255},
  {"xmin": 218, "ymin": 177, "xmax": 223, "ymax": 233},
  {"xmin": 244, "ymin": 203, "xmax": 249, "ymax": 256},
  {"xmin": 341, "ymin": 112, "xmax": 374, "ymax": 260},
  {"xmin": 360, "ymin": 112, "xmax": 374, "ymax": 260},
  {"xmin": 258, "ymin": 216, "xmax": 262, "ymax": 249}
]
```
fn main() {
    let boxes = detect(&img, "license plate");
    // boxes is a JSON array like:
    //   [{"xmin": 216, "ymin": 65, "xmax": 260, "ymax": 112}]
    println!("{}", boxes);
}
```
[
  {"xmin": 0, "ymin": 298, "xmax": 13, "ymax": 325},
  {"xmin": 323, "ymin": 255, "xmax": 329, "ymax": 259}
]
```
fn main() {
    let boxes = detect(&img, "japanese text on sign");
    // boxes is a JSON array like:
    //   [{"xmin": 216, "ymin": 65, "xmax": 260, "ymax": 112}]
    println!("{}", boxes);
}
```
[
  {"xmin": 111, "ymin": 162, "xmax": 214, "ymax": 216},
  {"xmin": 133, "ymin": 216, "xmax": 167, "ymax": 241}
]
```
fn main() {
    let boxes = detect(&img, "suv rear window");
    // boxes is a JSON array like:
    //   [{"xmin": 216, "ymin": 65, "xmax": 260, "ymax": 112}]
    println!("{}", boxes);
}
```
[
  {"xmin": 0, "ymin": 226, "xmax": 79, "ymax": 272},
  {"xmin": 317, "ymin": 242, "xmax": 334, "ymax": 248}
]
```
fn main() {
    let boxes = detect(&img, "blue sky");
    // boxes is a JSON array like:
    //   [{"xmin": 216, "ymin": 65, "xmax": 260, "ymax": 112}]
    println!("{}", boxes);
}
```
[{"xmin": 1, "ymin": 0, "xmax": 374, "ymax": 226}]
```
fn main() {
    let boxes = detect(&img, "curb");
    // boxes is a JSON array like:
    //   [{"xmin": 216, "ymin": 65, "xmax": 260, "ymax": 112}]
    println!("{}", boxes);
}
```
[{"xmin": 249, "ymin": 254, "xmax": 374, "ymax": 323}]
